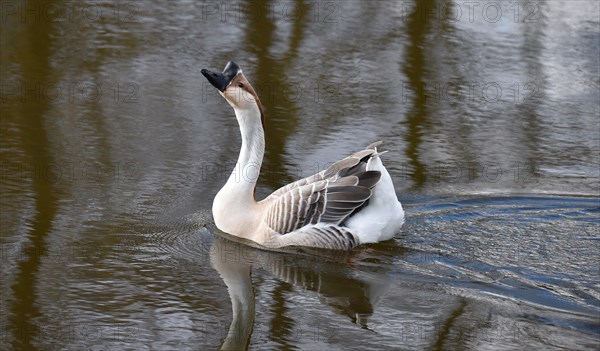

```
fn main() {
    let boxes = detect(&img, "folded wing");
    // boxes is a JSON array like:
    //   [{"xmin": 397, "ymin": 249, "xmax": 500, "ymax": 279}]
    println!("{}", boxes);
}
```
[{"xmin": 264, "ymin": 143, "xmax": 383, "ymax": 235}]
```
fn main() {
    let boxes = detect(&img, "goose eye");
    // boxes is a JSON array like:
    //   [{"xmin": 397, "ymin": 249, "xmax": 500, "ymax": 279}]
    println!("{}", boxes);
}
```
[{"xmin": 238, "ymin": 82, "xmax": 244, "ymax": 88}]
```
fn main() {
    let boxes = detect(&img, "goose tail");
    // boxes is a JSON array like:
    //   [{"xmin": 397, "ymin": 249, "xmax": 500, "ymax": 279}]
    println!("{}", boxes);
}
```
[{"xmin": 345, "ymin": 144, "xmax": 404, "ymax": 243}]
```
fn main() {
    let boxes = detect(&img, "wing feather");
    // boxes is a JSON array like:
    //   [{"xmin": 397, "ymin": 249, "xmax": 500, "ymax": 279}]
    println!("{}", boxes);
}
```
[
  {"xmin": 273, "ymin": 225, "xmax": 359, "ymax": 250},
  {"xmin": 263, "ymin": 142, "xmax": 385, "ymax": 235},
  {"xmin": 266, "ymin": 179, "xmax": 375, "ymax": 233},
  {"xmin": 268, "ymin": 144, "xmax": 380, "ymax": 198}
]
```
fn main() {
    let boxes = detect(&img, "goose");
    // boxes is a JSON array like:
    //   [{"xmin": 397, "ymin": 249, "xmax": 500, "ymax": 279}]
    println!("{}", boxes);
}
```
[{"xmin": 201, "ymin": 61, "xmax": 404, "ymax": 250}]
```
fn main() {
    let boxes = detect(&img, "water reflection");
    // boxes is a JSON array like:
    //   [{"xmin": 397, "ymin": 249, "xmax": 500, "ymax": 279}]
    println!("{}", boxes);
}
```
[
  {"xmin": 402, "ymin": 0, "xmax": 434, "ymax": 188},
  {"xmin": 210, "ymin": 234, "xmax": 392, "ymax": 350},
  {"xmin": 242, "ymin": 0, "xmax": 310, "ymax": 191},
  {"xmin": 516, "ymin": 0, "xmax": 547, "ymax": 172},
  {"xmin": 5, "ymin": 5, "xmax": 58, "ymax": 350},
  {"xmin": 210, "ymin": 238, "xmax": 255, "ymax": 350}
]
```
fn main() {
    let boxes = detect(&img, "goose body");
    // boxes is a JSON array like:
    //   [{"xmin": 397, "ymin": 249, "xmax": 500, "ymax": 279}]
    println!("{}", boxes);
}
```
[{"xmin": 201, "ymin": 61, "xmax": 404, "ymax": 250}]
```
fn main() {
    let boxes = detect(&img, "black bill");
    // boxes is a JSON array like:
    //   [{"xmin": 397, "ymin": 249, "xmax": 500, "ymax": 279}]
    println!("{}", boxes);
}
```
[{"xmin": 201, "ymin": 61, "xmax": 241, "ymax": 92}]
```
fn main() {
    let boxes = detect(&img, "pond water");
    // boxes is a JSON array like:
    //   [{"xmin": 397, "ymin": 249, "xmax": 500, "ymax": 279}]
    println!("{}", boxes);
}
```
[{"xmin": 1, "ymin": 1, "xmax": 599, "ymax": 350}]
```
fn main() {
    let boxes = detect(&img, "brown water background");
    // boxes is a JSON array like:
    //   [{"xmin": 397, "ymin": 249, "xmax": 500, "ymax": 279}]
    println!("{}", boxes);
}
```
[{"xmin": 1, "ymin": 1, "xmax": 599, "ymax": 350}]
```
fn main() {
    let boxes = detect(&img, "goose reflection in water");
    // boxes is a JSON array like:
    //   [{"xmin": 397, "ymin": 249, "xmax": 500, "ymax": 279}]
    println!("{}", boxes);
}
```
[{"xmin": 209, "ymin": 232, "xmax": 395, "ymax": 350}]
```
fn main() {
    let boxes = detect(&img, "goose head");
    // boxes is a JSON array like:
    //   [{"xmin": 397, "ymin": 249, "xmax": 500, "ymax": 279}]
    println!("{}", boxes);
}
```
[{"xmin": 201, "ymin": 61, "xmax": 263, "ymax": 116}]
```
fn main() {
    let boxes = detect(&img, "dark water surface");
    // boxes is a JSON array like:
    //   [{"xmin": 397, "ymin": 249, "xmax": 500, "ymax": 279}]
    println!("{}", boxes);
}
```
[{"xmin": 1, "ymin": 1, "xmax": 599, "ymax": 350}]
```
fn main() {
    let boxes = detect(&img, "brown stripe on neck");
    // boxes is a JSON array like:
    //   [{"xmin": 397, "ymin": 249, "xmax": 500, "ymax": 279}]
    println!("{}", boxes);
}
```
[
  {"xmin": 255, "ymin": 96, "xmax": 266, "ymax": 134},
  {"xmin": 237, "ymin": 73, "xmax": 266, "ymax": 135}
]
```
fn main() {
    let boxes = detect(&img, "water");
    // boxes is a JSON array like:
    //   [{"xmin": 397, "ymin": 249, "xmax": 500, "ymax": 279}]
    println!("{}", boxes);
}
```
[{"xmin": 1, "ymin": 0, "xmax": 599, "ymax": 350}]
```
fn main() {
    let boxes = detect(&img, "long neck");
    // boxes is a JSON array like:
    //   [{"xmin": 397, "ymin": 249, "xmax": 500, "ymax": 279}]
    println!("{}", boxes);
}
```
[{"xmin": 224, "ymin": 106, "xmax": 265, "ymax": 202}]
